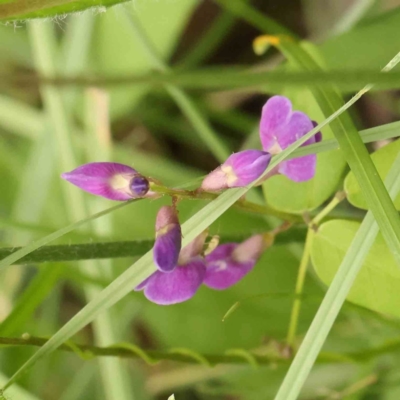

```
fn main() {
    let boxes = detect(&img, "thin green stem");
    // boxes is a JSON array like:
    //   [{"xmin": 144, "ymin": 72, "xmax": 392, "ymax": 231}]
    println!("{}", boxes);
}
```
[
  {"xmin": 286, "ymin": 192, "xmax": 346, "ymax": 347},
  {"xmin": 0, "ymin": 228, "xmax": 306, "ymax": 265},
  {"xmin": 0, "ymin": 198, "xmax": 135, "ymax": 273},
  {"xmin": 150, "ymin": 183, "xmax": 302, "ymax": 222},
  {"xmin": 2, "ymin": 334, "xmax": 400, "ymax": 366},
  {"xmin": 274, "ymin": 141, "xmax": 400, "ymax": 400},
  {"xmin": 311, "ymin": 191, "xmax": 347, "ymax": 227},
  {"xmin": 286, "ymin": 230, "xmax": 313, "ymax": 347}
]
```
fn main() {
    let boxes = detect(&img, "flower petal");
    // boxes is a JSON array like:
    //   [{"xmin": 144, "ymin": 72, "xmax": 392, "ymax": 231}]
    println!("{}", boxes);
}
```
[
  {"xmin": 134, "ymin": 275, "xmax": 152, "ymax": 291},
  {"xmin": 201, "ymin": 150, "xmax": 271, "ymax": 191},
  {"xmin": 200, "ymin": 167, "xmax": 229, "ymax": 192},
  {"xmin": 153, "ymin": 206, "xmax": 182, "ymax": 272},
  {"xmin": 61, "ymin": 162, "xmax": 149, "ymax": 201},
  {"xmin": 278, "ymin": 154, "xmax": 317, "ymax": 182},
  {"xmin": 204, "ymin": 243, "xmax": 255, "ymax": 290},
  {"xmin": 143, "ymin": 259, "xmax": 206, "ymax": 305},
  {"xmin": 267, "ymin": 111, "xmax": 318, "ymax": 183},
  {"xmin": 232, "ymin": 234, "xmax": 266, "ymax": 263},
  {"xmin": 260, "ymin": 96, "xmax": 292, "ymax": 153},
  {"xmin": 276, "ymin": 111, "xmax": 315, "ymax": 150},
  {"xmin": 178, "ymin": 230, "xmax": 208, "ymax": 265},
  {"xmin": 204, "ymin": 236, "xmax": 266, "ymax": 290},
  {"xmin": 225, "ymin": 150, "xmax": 271, "ymax": 187}
]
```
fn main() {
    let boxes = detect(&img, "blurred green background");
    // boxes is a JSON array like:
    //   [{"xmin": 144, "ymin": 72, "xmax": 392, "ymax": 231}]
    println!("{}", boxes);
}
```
[{"xmin": 2, "ymin": 0, "xmax": 400, "ymax": 399}]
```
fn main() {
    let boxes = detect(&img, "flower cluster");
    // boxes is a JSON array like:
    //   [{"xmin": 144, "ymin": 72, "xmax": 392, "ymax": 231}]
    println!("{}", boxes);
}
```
[
  {"xmin": 202, "ymin": 96, "xmax": 321, "ymax": 191},
  {"xmin": 61, "ymin": 96, "xmax": 320, "ymax": 305},
  {"xmin": 135, "ymin": 220, "xmax": 272, "ymax": 305}
]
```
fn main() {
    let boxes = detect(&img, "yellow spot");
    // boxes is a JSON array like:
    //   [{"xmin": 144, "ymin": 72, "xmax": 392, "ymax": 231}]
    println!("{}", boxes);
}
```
[
  {"xmin": 221, "ymin": 165, "xmax": 238, "ymax": 186},
  {"xmin": 109, "ymin": 173, "xmax": 129, "ymax": 191},
  {"xmin": 268, "ymin": 141, "xmax": 283, "ymax": 155},
  {"xmin": 204, "ymin": 235, "xmax": 220, "ymax": 255},
  {"xmin": 156, "ymin": 223, "xmax": 175, "ymax": 237},
  {"xmin": 262, "ymin": 232, "xmax": 275, "ymax": 249},
  {"xmin": 252, "ymin": 34, "xmax": 292, "ymax": 55}
]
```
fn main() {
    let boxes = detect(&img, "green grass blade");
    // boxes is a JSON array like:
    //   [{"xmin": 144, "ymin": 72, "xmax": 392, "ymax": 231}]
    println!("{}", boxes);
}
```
[
  {"xmin": 0, "ymin": 201, "xmax": 134, "ymax": 273},
  {"xmin": 0, "ymin": 0, "xmax": 130, "ymax": 21},
  {"xmin": 273, "ymin": 141, "xmax": 400, "ymax": 400},
  {"xmin": 0, "ymin": 264, "xmax": 61, "ymax": 336},
  {"xmin": 0, "ymin": 94, "xmax": 44, "ymax": 139},
  {"xmin": 0, "ymin": 228, "xmax": 306, "ymax": 264},
  {"xmin": 177, "ymin": 10, "xmax": 235, "ymax": 68},
  {"xmin": 121, "ymin": 9, "xmax": 230, "ymax": 162},
  {"xmin": 0, "ymin": 373, "xmax": 41, "ymax": 400},
  {"xmin": 29, "ymin": 68, "xmax": 400, "ymax": 91},
  {"xmin": 289, "ymin": 120, "xmax": 400, "ymax": 158},
  {"xmin": 214, "ymin": 0, "xmax": 293, "ymax": 36}
]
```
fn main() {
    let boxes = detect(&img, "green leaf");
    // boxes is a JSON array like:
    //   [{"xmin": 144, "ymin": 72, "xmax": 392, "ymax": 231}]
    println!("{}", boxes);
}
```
[
  {"xmin": 345, "ymin": 139, "xmax": 400, "ymax": 210},
  {"xmin": 263, "ymin": 88, "xmax": 347, "ymax": 213},
  {"xmin": 320, "ymin": 7, "xmax": 400, "ymax": 71},
  {"xmin": 0, "ymin": 228, "xmax": 305, "ymax": 265},
  {"xmin": 311, "ymin": 219, "xmax": 400, "ymax": 318},
  {"xmin": 0, "ymin": 0, "xmax": 129, "ymax": 21}
]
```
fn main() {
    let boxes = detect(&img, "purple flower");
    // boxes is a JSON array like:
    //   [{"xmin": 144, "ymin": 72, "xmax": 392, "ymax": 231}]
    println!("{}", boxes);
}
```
[
  {"xmin": 260, "ymin": 96, "xmax": 321, "ymax": 182},
  {"xmin": 203, "ymin": 234, "xmax": 267, "ymax": 290},
  {"xmin": 153, "ymin": 206, "xmax": 182, "ymax": 272},
  {"xmin": 201, "ymin": 150, "xmax": 271, "ymax": 191},
  {"xmin": 136, "ymin": 232, "xmax": 208, "ymax": 305},
  {"xmin": 61, "ymin": 162, "xmax": 152, "ymax": 201}
]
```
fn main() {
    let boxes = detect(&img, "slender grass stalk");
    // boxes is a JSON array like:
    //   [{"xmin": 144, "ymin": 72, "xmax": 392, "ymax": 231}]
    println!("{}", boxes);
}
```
[
  {"xmin": 2, "ymin": 333, "xmax": 400, "ymax": 366},
  {"xmin": 286, "ymin": 192, "xmax": 346, "ymax": 346},
  {"xmin": 286, "ymin": 230, "xmax": 313, "ymax": 347},
  {"xmin": 121, "ymin": 8, "xmax": 230, "ymax": 162},
  {"xmin": 177, "ymin": 10, "xmax": 235, "ymax": 68},
  {"xmin": 213, "ymin": 0, "xmax": 293, "ymax": 36}
]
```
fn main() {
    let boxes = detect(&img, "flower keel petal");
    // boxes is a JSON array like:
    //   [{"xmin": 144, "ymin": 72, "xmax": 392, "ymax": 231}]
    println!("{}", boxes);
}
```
[{"xmin": 144, "ymin": 260, "xmax": 206, "ymax": 305}]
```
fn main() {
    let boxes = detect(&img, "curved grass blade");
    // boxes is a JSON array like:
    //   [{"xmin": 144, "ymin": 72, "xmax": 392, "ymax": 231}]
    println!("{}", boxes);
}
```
[
  {"xmin": 0, "ymin": 228, "xmax": 307, "ymax": 265},
  {"xmin": 0, "ymin": 201, "xmax": 135, "ymax": 273},
  {"xmin": 0, "ymin": 0, "xmax": 129, "ymax": 21}
]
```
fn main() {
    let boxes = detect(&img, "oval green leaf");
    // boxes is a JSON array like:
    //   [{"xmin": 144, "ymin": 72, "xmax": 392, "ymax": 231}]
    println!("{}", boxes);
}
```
[
  {"xmin": 345, "ymin": 139, "xmax": 400, "ymax": 209},
  {"xmin": 311, "ymin": 219, "xmax": 400, "ymax": 318}
]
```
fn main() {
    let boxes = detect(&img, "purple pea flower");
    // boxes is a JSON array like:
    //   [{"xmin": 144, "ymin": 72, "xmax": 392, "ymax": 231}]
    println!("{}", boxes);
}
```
[
  {"xmin": 153, "ymin": 205, "xmax": 182, "ymax": 272},
  {"xmin": 203, "ymin": 234, "xmax": 268, "ymax": 290},
  {"xmin": 201, "ymin": 149, "xmax": 271, "ymax": 192},
  {"xmin": 61, "ymin": 162, "xmax": 152, "ymax": 201},
  {"xmin": 136, "ymin": 232, "xmax": 208, "ymax": 305},
  {"xmin": 260, "ymin": 96, "xmax": 322, "ymax": 182}
]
